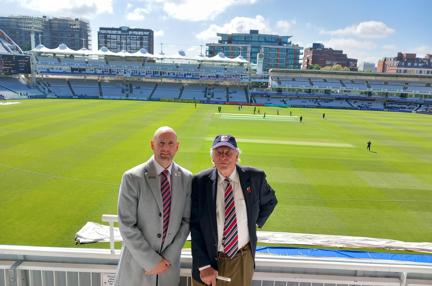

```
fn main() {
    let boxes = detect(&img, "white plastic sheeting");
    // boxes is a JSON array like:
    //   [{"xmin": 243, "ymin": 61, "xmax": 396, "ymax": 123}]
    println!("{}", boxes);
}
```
[
  {"xmin": 75, "ymin": 222, "xmax": 122, "ymax": 244},
  {"xmin": 75, "ymin": 222, "xmax": 432, "ymax": 253}
]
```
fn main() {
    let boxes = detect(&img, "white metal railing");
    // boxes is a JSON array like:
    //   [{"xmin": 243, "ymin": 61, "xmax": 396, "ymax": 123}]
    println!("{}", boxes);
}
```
[
  {"xmin": 101, "ymin": 214, "xmax": 118, "ymax": 255},
  {"xmin": 1, "ymin": 244, "xmax": 432, "ymax": 286}
]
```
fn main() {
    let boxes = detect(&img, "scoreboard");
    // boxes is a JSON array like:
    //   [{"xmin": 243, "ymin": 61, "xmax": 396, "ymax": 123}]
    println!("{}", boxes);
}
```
[{"xmin": 0, "ymin": 54, "xmax": 31, "ymax": 75}]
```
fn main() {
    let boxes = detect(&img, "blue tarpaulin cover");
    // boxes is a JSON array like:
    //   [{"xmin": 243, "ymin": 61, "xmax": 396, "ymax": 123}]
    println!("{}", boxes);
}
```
[{"xmin": 256, "ymin": 246, "xmax": 432, "ymax": 264}]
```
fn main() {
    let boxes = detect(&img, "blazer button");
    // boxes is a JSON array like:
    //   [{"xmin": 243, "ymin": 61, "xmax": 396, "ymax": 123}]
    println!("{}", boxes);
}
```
[
  {"xmin": 157, "ymin": 233, "xmax": 161, "ymax": 238},
  {"xmin": 159, "ymin": 212, "xmax": 162, "ymax": 217}
]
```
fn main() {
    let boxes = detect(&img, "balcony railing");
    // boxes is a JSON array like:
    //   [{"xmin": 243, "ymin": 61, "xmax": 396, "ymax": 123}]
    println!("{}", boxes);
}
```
[
  {"xmin": 1, "ymin": 214, "xmax": 431, "ymax": 285},
  {"xmin": 1, "ymin": 244, "xmax": 432, "ymax": 286}
]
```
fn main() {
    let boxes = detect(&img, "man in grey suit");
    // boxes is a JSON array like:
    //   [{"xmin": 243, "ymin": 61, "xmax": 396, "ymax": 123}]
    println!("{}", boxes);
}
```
[{"xmin": 115, "ymin": 126, "xmax": 192, "ymax": 286}]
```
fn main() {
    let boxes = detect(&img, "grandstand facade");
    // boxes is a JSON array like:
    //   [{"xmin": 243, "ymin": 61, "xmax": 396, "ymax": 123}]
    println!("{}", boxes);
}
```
[
  {"xmin": 31, "ymin": 44, "xmax": 249, "ymax": 83},
  {"xmin": 1, "ymin": 44, "xmax": 432, "ymax": 114},
  {"xmin": 261, "ymin": 69, "xmax": 432, "ymax": 113}
]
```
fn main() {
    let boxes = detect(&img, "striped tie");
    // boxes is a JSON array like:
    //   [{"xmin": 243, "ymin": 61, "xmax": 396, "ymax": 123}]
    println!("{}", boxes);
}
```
[
  {"xmin": 223, "ymin": 178, "xmax": 238, "ymax": 258},
  {"xmin": 161, "ymin": 169, "xmax": 171, "ymax": 245}
]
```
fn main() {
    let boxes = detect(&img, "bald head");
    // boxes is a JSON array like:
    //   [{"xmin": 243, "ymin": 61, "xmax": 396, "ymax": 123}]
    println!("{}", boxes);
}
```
[
  {"xmin": 153, "ymin": 126, "xmax": 177, "ymax": 140},
  {"xmin": 151, "ymin": 126, "xmax": 179, "ymax": 168}
]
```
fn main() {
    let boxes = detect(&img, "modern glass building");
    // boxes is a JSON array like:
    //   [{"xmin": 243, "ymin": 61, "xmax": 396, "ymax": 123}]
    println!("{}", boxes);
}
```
[
  {"xmin": 98, "ymin": 27, "xmax": 154, "ymax": 53},
  {"xmin": 206, "ymin": 30, "xmax": 302, "ymax": 72},
  {"xmin": 0, "ymin": 16, "xmax": 90, "ymax": 51}
]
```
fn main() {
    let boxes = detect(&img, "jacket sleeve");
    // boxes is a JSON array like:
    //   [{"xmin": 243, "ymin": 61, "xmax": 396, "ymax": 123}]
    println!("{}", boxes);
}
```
[
  {"xmin": 162, "ymin": 173, "xmax": 192, "ymax": 263},
  {"xmin": 118, "ymin": 172, "xmax": 161, "ymax": 270},
  {"xmin": 256, "ymin": 171, "xmax": 278, "ymax": 228},
  {"xmin": 190, "ymin": 176, "xmax": 212, "ymax": 268}
]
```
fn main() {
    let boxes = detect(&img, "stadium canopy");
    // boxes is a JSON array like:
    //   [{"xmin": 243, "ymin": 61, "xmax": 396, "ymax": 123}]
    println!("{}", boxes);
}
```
[
  {"xmin": 31, "ymin": 44, "xmax": 249, "ymax": 65},
  {"xmin": 33, "ymin": 43, "xmax": 93, "ymax": 56},
  {"xmin": 77, "ymin": 48, "xmax": 93, "ymax": 56},
  {"xmin": 50, "ymin": 43, "xmax": 79, "ymax": 54},
  {"xmin": 32, "ymin": 44, "xmax": 52, "ymax": 53},
  {"xmin": 97, "ymin": 46, "xmax": 118, "ymax": 57},
  {"xmin": 203, "ymin": 52, "xmax": 248, "ymax": 64},
  {"xmin": 165, "ymin": 50, "xmax": 187, "ymax": 60},
  {"xmin": 208, "ymin": 52, "xmax": 227, "ymax": 62},
  {"xmin": 232, "ymin": 55, "xmax": 248, "ymax": 63},
  {"xmin": 131, "ymin": 48, "xmax": 158, "ymax": 59}
]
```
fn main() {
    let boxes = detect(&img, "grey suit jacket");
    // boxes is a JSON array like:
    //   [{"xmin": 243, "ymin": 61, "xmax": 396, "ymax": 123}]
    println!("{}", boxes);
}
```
[{"xmin": 115, "ymin": 158, "xmax": 192, "ymax": 286}]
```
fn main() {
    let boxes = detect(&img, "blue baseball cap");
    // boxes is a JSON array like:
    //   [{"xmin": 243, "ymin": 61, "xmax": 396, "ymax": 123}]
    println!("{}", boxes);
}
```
[{"xmin": 212, "ymin": 135, "xmax": 238, "ymax": 150}]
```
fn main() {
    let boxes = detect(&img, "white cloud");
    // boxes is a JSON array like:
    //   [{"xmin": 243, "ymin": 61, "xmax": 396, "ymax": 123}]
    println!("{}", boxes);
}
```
[
  {"xmin": 154, "ymin": 30, "xmax": 165, "ymax": 37},
  {"xmin": 321, "ymin": 21, "xmax": 394, "ymax": 39},
  {"xmin": 162, "ymin": 0, "xmax": 257, "ymax": 21},
  {"xmin": 324, "ymin": 38, "xmax": 377, "ymax": 51},
  {"xmin": 126, "ymin": 8, "xmax": 150, "ymax": 21},
  {"xmin": 196, "ymin": 15, "xmax": 270, "ymax": 42},
  {"xmin": 14, "ymin": 0, "xmax": 112, "ymax": 15},
  {"xmin": 276, "ymin": 20, "xmax": 296, "ymax": 33},
  {"xmin": 413, "ymin": 45, "xmax": 432, "ymax": 57}
]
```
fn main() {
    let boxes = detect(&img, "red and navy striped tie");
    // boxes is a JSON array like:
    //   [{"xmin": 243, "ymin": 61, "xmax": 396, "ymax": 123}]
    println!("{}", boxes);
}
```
[
  {"xmin": 161, "ymin": 169, "xmax": 171, "ymax": 245},
  {"xmin": 223, "ymin": 178, "xmax": 238, "ymax": 258}
]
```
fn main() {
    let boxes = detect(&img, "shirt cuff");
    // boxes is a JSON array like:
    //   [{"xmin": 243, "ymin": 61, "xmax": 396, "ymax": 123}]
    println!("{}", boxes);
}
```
[{"xmin": 199, "ymin": 265, "xmax": 211, "ymax": 271}]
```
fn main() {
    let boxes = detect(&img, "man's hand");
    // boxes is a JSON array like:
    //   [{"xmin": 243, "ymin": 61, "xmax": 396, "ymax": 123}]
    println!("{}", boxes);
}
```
[
  {"xmin": 145, "ymin": 258, "xmax": 171, "ymax": 275},
  {"xmin": 200, "ymin": 267, "xmax": 217, "ymax": 286}
]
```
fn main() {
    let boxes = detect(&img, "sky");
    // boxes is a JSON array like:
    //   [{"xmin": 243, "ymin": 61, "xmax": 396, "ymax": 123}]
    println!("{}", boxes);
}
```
[{"xmin": 2, "ymin": 0, "xmax": 432, "ymax": 65}]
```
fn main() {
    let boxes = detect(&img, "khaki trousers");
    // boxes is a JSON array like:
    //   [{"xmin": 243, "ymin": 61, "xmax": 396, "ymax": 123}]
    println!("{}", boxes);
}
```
[{"xmin": 192, "ymin": 244, "xmax": 254, "ymax": 286}]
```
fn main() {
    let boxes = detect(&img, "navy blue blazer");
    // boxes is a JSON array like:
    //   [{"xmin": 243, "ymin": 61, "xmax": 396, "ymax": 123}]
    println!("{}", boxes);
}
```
[{"xmin": 190, "ymin": 165, "xmax": 278, "ymax": 283}]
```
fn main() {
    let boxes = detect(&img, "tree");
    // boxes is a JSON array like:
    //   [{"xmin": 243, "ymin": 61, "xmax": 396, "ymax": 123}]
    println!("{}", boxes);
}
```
[
  {"xmin": 321, "ymin": 64, "xmax": 350, "ymax": 71},
  {"xmin": 307, "ymin": 64, "xmax": 321, "ymax": 70}
]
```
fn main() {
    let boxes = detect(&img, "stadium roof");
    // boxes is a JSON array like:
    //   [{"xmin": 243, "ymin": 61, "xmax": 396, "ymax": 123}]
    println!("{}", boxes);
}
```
[{"xmin": 32, "ymin": 44, "xmax": 249, "ymax": 65}]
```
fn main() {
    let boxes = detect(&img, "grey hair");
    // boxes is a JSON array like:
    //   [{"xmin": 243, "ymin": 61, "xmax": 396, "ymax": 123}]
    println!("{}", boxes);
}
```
[{"xmin": 210, "ymin": 147, "xmax": 241, "ymax": 162}]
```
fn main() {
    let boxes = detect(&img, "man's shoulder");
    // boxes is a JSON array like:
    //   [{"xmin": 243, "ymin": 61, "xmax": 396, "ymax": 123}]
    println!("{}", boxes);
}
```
[
  {"xmin": 193, "ymin": 168, "xmax": 214, "ymax": 180},
  {"xmin": 174, "ymin": 163, "xmax": 193, "ymax": 178},
  {"xmin": 237, "ymin": 165, "xmax": 265, "ymax": 176},
  {"xmin": 123, "ymin": 162, "xmax": 148, "ymax": 177},
  {"xmin": 123, "ymin": 158, "xmax": 155, "ymax": 177}
]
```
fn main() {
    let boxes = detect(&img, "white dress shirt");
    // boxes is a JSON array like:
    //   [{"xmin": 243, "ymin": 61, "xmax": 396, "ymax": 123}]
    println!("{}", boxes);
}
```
[
  {"xmin": 216, "ymin": 169, "xmax": 250, "ymax": 252},
  {"xmin": 153, "ymin": 156, "xmax": 172, "ymax": 183}
]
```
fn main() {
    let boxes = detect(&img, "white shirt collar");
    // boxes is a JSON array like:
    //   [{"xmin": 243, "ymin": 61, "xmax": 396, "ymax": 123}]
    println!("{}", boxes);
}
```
[
  {"xmin": 152, "ymin": 156, "xmax": 173, "ymax": 175},
  {"xmin": 217, "ymin": 168, "xmax": 239, "ymax": 184}
]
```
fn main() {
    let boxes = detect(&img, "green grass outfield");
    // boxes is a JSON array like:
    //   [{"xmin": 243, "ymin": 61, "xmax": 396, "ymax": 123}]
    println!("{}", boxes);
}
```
[{"xmin": 0, "ymin": 99, "xmax": 431, "ymax": 247}]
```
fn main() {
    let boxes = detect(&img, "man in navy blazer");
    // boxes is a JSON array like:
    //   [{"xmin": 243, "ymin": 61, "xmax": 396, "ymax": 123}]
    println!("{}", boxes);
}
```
[{"xmin": 190, "ymin": 135, "xmax": 277, "ymax": 285}]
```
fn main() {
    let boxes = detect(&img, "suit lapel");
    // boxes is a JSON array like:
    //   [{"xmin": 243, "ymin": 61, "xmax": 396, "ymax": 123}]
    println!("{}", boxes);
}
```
[
  {"xmin": 208, "ymin": 169, "xmax": 218, "ymax": 238},
  {"xmin": 144, "ymin": 159, "xmax": 163, "ymax": 213},
  {"xmin": 237, "ymin": 165, "xmax": 254, "ymax": 208}
]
